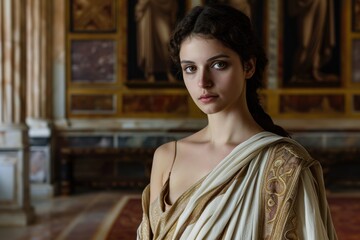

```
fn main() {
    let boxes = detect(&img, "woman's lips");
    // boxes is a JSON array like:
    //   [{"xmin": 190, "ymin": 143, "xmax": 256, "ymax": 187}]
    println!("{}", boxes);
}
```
[{"xmin": 198, "ymin": 94, "xmax": 218, "ymax": 103}]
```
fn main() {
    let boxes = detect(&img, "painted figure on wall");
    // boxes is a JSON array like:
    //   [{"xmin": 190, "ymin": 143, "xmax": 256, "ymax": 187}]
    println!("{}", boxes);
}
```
[
  {"xmin": 135, "ymin": 0, "xmax": 178, "ymax": 82},
  {"xmin": 206, "ymin": 0, "xmax": 264, "ymax": 41},
  {"xmin": 288, "ymin": 0, "xmax": 337, "ymax": 83},
  {"xmin": 207, "ymin": 0, "xmax": 252, "ymax": 19},
  {"xmin": 354, "ymin": 0, "xmax": 360, "ymax": 31}
]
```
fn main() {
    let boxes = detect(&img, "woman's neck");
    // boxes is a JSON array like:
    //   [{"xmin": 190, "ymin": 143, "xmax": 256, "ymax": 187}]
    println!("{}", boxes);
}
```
[{"xmin": 205, "ymin": 110, "xmax": 263, "ymax": 146}]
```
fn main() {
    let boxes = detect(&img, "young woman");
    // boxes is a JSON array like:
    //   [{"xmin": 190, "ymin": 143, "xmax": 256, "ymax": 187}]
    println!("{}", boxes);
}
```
[{"xmin": 137, "ymin": 4, "xmax": 337, "ymax": 239}]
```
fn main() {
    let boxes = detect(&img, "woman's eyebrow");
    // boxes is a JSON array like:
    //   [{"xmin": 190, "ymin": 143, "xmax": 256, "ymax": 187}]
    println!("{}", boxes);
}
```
[
  {"xmin": 207, "ymin": 54, "xmax": 230, "ymax": 62},
  {"xmin": 180, "ymin": 54, "xmax": 230, "ymax": 65},
  {"xmin": 180, "ymin": 60, "xmax": 194, "ymax": 64}
]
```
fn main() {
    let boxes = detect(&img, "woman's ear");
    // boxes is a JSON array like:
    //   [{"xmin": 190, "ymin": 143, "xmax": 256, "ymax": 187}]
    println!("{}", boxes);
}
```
[{"xmin": 244, "ymin": 58, "xmax": 256, "ymax": 79}]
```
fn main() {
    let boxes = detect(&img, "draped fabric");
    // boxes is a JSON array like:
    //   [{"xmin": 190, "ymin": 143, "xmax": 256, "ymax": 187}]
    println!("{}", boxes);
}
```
[{"xmin": 137, "ymin": 132, "xmax": 337, "ymax": 239}]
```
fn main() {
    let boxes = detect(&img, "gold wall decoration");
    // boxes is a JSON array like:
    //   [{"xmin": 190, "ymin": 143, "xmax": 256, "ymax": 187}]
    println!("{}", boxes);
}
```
[
  {"xmin": 122, "ymin": 94, "xmax": 188, "ymax": 114},
  {"xmin": 70, "ymin": 94, "xmax": 116, "ymax": 114},
  {"xmin": 63, "ymin": 0, "xmax": 360, "ymax": 121},
  {"xmin": 66, "ymin": 0, "xmax": 198, "ymax": 118},
  {"xmin": 71, "ymin": 0, "xmax": 116, "ymax": 32},
  {"xmin": 280, "ymin": 95, "xmax": 345, "ymax": 114}
]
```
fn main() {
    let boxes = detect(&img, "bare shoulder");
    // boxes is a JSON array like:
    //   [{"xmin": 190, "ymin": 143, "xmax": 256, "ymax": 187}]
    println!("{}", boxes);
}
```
[
  {"xmin": 149, "ymin": 141, "xmax": 177, "ymax": 203},
  {"xmin": 148, "ymin": 130, "xmax": 203, "ymax": 200},
  {"xmin": 151, "ymin": 131, "xmax": 202, "ymax": 178}
]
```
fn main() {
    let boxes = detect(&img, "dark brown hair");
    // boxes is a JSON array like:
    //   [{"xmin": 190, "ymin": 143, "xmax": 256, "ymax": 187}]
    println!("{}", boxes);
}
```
[{"xmin": 169, "ymin": 4, "xmax": 289, "ymax": 137}]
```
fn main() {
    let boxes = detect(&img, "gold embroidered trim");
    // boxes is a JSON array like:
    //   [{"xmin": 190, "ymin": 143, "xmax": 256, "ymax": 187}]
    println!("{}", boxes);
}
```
[{"xmin": 262, "ymin": 143, "xmax": 306, "ymax": 240}]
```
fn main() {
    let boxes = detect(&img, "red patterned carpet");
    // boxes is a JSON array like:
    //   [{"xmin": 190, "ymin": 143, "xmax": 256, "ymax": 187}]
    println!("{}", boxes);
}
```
[
  {"xmin": 328, "ymin": 196, "xmax": 360, "ymax": 240},
  {"xmin": 106, "ymin": 197, "xmax": 142, "ymax": 240},
  {"xmin": 106, "ymin": 195, "xmax": 360, "ymax": 240}
]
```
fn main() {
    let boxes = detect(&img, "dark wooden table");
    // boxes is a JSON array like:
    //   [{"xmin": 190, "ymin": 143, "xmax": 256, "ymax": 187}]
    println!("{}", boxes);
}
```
[{"xmin": 59, "ymin": 147, "xmax": 155, "ymax": 195}]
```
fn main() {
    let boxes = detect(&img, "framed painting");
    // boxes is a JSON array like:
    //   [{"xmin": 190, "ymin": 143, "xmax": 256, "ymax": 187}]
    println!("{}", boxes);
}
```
[
  {"xmin": 353, "ymin": 0, "xmax": 360, "ymax": 32},
  {"xmin": 281, "ymin": 0, "xmax": 341, "ymax": 88},
  {"xmin": 126, "ymin": 0, "xmax": 186, "ymax": 87},
  {"xmin": 126, "ymin": 0, "xmax": 265, "ymax": 87},
  {"xmin": 204, "ymin": 0, "xmax": 265, "ymax": 38}
]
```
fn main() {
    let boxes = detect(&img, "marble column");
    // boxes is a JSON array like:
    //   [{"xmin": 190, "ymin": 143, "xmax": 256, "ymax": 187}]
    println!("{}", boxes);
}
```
[
  {"xmin": 25, "ymin": 0, "xmax": 54, "ymax": 199},
  {"xmin": 26, "ymin": 0, "xmax": 52, "ymax": 121},
  {"xmin": 0, "ymin": 0, "xmax": 35, "ymax": 225}
]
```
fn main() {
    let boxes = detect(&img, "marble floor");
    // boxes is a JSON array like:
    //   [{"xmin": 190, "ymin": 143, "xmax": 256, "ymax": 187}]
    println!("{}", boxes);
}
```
[
  {"xmin": 0, "ymin": 191, "xmax": 141, "ymax": 240},
  {"xmin": 0, "ymin": 191, "xmax": 359, "ymax": 240}
]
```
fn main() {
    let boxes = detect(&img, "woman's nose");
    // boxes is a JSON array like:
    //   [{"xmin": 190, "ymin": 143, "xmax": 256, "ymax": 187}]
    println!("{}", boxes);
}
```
[{"xmin": 198, "ymin": 70, "xmax": 213, "ymax": 88}]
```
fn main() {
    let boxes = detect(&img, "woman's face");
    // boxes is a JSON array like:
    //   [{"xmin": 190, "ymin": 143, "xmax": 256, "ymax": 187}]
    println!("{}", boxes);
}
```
[{"xmin": 179, "ymin": 36, "xmax": 255, "ymax": 115}]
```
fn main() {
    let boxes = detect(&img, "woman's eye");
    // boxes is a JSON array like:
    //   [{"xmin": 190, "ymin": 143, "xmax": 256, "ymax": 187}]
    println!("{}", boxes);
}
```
[
  {"xmin": 212, "ymin": 61, "xmax": 227, "ymax": 70},
  {"xmin": 183, "ymin": 65, "xmax": 196, "ymax": 73}
]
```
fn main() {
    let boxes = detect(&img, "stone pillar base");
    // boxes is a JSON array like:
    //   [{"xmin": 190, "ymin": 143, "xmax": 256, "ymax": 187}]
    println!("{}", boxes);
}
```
[
  {"xmin": 0, "ymin": 124, "xmax": 34, "ymax": 226},
  {"xmin": 0, "ymin": 207, "xmax": 35, "ymax": 226},
  {"xmin": 27, "ymin": 119, "xmax": 54, "ymax": 200},
  {"xmin": 31, "ymin": 183, "xmax": 54, "ymax": 200}
]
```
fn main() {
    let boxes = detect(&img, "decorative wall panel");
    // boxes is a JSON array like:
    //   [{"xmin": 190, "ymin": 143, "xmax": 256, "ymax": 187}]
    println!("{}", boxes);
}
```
[
  {"xmin": 353, "ymin": 40, "xmax": 360, "ymax": 83},
  {"xmin": 280, "ymin": 95, "xmax": 345, "ymax": 114},
  {"xmin": 63, "ymin": 1, "xmax": 360, "ymax": 123},
  {"xmin": 354, "ymin": 95, "xmax": 360, "ymax": 112},
  {"xmin": 29, "ymin": 147, "xmax": 49, "ymax": 183},
  {"xmin": 122, "ymin": 94, "xmax": 188, "ymax": 114},
  {"xmin": 70, "ymin": 94, "xmax": 116, "ymax": 114},
  {"xmin": 70, "ymin": 40, "xmax": 116, "ymax": 83},
  {"xmin": 71, "ymin": 0, "xmax": 116, "ymax": 32}
]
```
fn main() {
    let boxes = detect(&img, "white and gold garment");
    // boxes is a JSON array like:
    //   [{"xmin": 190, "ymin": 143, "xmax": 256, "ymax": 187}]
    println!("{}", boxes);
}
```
[{"xmin": 137, "ymin": 132, "xmax": 337, "ymax": 239}]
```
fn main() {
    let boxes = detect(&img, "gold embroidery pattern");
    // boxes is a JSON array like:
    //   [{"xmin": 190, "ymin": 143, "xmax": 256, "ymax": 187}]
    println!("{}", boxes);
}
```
[
  {"xmin": 284, "ymin": 198, "xmax": 298, "ymax": 240},
  {"xmin": 263, "ymin": 143, "xmax": 305, "ymax": 239}
]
